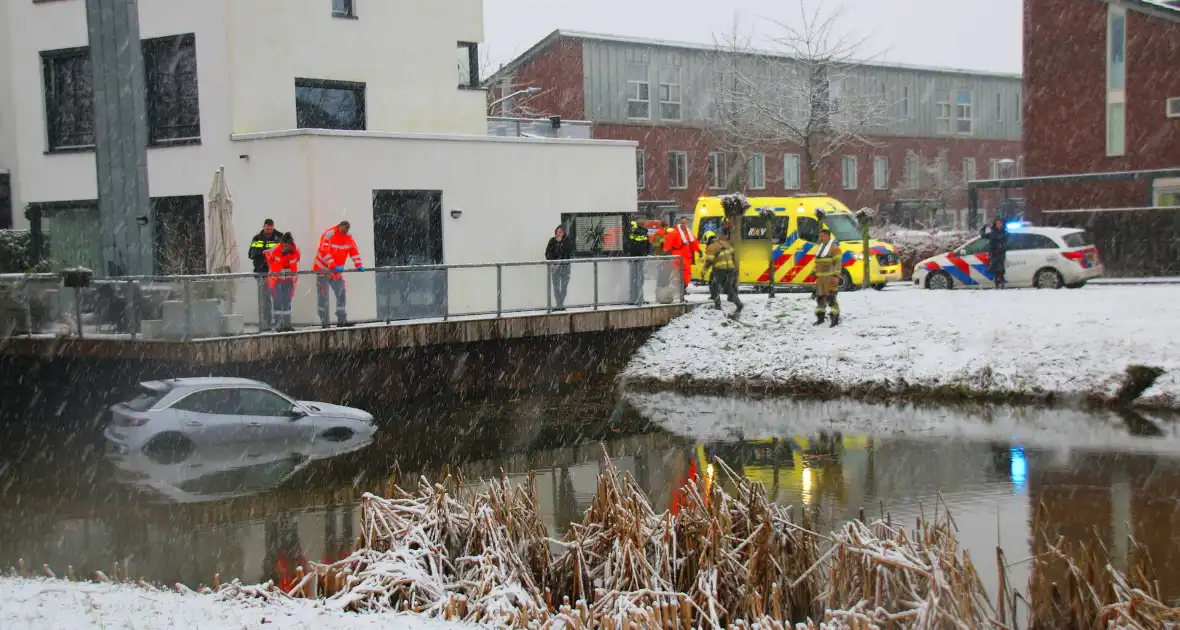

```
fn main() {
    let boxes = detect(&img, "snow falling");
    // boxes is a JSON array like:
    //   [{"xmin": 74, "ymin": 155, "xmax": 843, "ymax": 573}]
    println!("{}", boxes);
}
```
[{"xmin": 3, "ymin": 0, "xmax": 1180, "ymax": 627}]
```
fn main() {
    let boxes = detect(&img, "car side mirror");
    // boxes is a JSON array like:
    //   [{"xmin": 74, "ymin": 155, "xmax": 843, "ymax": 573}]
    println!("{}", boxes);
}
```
[
  {"xmin": 288, "ymin": 408, "xmax": 306, "ymax": 420},
  {"xmin": 955, "ymin": 248, "xmax": 965, "ymax": 256}
]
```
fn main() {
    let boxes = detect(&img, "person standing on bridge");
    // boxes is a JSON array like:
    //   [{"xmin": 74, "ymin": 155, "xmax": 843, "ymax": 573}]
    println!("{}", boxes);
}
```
[
  {"xmin": 664, "ymin": 216, "xmax": 699, "ymax": 297},
  {"xmin": 624, "ymin": 218, "xmax": 652, "ymax": 305},
  {"xmin": 248, "ymin": 219, "xmax": 283, "ymax": 331},
  {"xmin": 265, "ymin": 232, "xmax": 300, "ymax": 333},
  {"xmin": 545, "ymin": 225, "xmax": 575, "ymax": 311},
  {"xmin": 313, "ymin": 221, "xmax": 364, "ymax": 328}
]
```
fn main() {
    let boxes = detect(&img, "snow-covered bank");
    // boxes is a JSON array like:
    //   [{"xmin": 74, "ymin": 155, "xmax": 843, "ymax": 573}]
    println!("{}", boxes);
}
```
[
  {"xmin": 622, "ymin": 285, "xmax": 1180, "ymax": 409},
  {"xmin": 624, "ymin": 391, "xmax": 1180, "ymax": 455},
  {"xmin": 0, "ymin": 577, "xmax": 467, "ymax": 630}
]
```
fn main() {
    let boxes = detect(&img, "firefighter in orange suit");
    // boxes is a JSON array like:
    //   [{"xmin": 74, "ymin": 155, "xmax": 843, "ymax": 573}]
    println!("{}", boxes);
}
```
[
  {"xmin": 264, "ymin": 232, "xmax": 300, "ymax": 333},
  {"xmin": 312, "ymin": 221, "xmax": 364, "ymax": 328},
  {"xmin": 663, "ymin": 216, "xmax": 699, "ymax": 293}
]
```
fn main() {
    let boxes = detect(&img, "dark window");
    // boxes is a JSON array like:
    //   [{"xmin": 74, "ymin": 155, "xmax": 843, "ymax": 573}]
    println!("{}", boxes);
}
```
[
  {"xmin": 143, "ymin": 34, "xmax": 201, "ymax": 144},
  {"xmin": 123, "ymin": 390, "xmax": 167, "ymax": 412},
  {"xmin": 457, "ymin": 42, "xmax": 479, "ymax": 88},
  {"xmin": 696, "ymin": 217, "xmax": 724, "ymax": 242},
  {"xmin": 0, "ymin": 173, "xmax": 10, "ymax": 229},
  {"xmin": 741, "ymin": 215, "xmax": 789, "ymax": 241},
  {"xmin": 332, "ymin": 0, "xmax": 355, "ymax": 17},
  {"xmin": 559, "ymin": 212, "xmax": 627, "ymax": 257},
  {"xmin": 796, "ymin": 216, "xmax": 820, "ymax": 243},
  {"xmin": 961, "ymin": 238, "xmax": 990, "ymax": 255},
  {"xmin": 1062, "ymin": 231, "xmax": 1094, "ymax": 248},
  {"xmin": 171, "ymin": 389, "xmax": 237, "ymax": 414},
  {"xmin": 153, "ymin": 196, "xmax": 206, "ymax": 274},
  {"xmin": 295, "ymin": 79, "xmax": 366, "ymax": 130},
  {"xmin": 1008, "ymin": 233, "xmax": 1059, "ymax": 251},
  {"xmin": 41, "ymin": 47, "xmax": 94, "ymax": 151},
  {"xmin": 236, "ymin": 389, "xmax": 294, "ymax": 416}
]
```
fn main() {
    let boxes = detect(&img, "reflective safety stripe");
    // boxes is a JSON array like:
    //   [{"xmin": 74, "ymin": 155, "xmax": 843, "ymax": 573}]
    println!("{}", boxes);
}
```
[
  {"xmin": 330, "ymin": 244, "xmax": 351, "ymax": 249},
  {"xmin": 272, "ymin": 309, "xmax": 292, "ymax": 315}
]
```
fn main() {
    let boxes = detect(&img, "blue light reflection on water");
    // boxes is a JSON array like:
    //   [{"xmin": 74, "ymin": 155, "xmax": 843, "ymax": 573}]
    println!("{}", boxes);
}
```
[{"xmin": 1009, "ymin": 446, "xmax": 1027, "ymax": 493}]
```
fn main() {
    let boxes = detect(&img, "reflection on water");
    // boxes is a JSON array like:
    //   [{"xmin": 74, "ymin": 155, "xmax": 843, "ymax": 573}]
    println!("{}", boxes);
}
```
[{"xmin": 1, "ymin": 385, "xmax": 1178, "ymax": 607}]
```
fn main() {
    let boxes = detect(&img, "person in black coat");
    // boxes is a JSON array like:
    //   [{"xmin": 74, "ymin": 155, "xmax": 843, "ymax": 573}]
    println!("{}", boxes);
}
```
[
  {"xmin": 247, "ymin": 218, "xmax": 283, "ymax": 330},
  {"xmin": 624, "ymin": 219, "xmax": 652, "ymax": 305},
  {"xmin": 980, "ymin": 218, "xmax": 1008, "ymax": 288},
  {"xmin": 545, "ymin": 225, "xmax": 575, "ymax": 310}
]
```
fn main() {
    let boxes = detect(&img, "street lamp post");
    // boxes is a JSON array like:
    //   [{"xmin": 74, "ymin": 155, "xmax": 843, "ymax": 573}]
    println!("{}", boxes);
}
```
[{"xmin": 488, "ymin": 87, "xmax": 541, "ymax": 116}]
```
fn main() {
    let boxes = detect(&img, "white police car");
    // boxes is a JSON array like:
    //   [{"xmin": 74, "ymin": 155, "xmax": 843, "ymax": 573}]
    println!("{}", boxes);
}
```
[{"xmin": 912, "ymin": 224, "xmax": 1104, "ymax": 290}]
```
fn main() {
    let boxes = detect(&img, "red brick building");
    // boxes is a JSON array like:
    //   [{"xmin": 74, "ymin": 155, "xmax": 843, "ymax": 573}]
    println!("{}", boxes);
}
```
[
  {"xmin": 490, "ymin": 30, "xmax": 1023, "ymax": 226},
  {"xmin": 1023, "ymin": 0, "xmax": 1180, "ymax": 215}
]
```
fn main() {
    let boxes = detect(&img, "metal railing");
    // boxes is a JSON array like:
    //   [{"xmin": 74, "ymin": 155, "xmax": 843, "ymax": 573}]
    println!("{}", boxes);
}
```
[{"xmin": 0, "ymin": 256, "xmax": 686, "ymax": 341}]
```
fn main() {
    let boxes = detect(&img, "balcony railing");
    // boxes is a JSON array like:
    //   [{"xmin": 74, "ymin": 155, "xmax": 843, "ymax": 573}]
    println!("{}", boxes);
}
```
[{"xmin": 0, "ymin": 256, "xmax": 685, "ymax": 341}]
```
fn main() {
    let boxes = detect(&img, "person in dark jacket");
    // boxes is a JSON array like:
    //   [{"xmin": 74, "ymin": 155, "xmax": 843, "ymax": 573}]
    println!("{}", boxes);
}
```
[
  {"xmin": 980, "ymin": 218, "xmax": 1008, "ymax": 289},
  {"xmin": 248, "ymin": 219, "xmax": 282, "ymax": 330},
  {"xmin": 624, "ymin": 219, "xmax": 652, "ymax": 305},
  {"xmin": 545, "ymin": 225, "xmax": 576, "ymax": 311}
]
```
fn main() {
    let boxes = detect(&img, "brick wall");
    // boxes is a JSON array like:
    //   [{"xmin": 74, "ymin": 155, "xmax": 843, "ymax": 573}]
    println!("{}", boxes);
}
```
[
  {"xmin": 595, "ymin": 123, "xmax": 1021, "ymax": 219},
  {"xmin": 489, "ymin": 37, "xmax": 585, "ymax": 121},
  {"xmin": 1024, "ymin": 0, "xmax": 1180, "ymax": 213}
]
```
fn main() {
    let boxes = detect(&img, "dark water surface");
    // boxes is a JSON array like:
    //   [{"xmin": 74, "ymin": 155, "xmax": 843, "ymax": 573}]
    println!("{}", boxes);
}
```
[{"xmin": 1, "ymin": 380, "xmax": 1178, "ymax": 607}]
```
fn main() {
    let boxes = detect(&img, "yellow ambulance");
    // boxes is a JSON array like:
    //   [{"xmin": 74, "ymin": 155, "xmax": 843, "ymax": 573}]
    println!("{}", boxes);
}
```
[{"xmin": 691, "ymin": 194, "xmax": 903, "ymax": 290}]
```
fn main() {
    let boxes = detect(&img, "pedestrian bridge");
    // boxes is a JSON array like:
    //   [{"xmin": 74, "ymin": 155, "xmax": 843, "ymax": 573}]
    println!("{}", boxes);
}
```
[{"xmin": 0, "ymin": 257, "xmax": 690, "ymax": 365}]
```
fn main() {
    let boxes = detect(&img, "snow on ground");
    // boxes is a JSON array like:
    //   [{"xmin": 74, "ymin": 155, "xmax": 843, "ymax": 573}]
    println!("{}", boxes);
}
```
[
  {"xmin": 0, "ymin": 577, "xmax": 469, "ymax": 630},
  {"xmin": 623, "ymin": 284, "xmax": 1180, "ymax": 408},
  {"xmin": 624, "ymin": 390, "xmax": 1180, "ymax": 455}
]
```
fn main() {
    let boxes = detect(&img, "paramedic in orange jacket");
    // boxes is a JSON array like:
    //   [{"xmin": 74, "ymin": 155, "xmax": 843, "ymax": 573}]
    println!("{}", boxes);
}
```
[
  {"xmin": 664, "ymin": 216, "xmax": 699, "ymax": 291},
  {"xmin": 312, "ymin": 221, "xmax": 364, "ymax": 328},
  {"xmin": 264, "ymin": 232, "xmax": 300, "ymax": 333}
]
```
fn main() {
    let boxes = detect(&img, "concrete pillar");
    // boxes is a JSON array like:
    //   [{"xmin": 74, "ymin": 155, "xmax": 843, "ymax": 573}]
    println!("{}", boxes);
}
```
[
  {"xmin": 1111, "ymin": 468, "xmax": 1131, "ymax": 571},
  {"xmin": 85, "ymin": 0, "xmax": 153, "ymax": 276}
]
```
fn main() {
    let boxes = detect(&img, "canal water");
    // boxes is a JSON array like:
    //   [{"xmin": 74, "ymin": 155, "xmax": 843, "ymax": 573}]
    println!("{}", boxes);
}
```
[{"xmin": 1, "ymin": 379, "xmax": 1178, "ymax": 608}]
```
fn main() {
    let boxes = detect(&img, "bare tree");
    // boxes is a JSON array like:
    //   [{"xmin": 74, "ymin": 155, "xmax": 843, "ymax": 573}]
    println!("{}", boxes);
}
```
[
  {"xmin": 888, "ymin": 150, "xmax": 967, "ymax": 231},
  {"xmin": 710, "ymin": 1, "xmax": 896, "ymax": 192}
]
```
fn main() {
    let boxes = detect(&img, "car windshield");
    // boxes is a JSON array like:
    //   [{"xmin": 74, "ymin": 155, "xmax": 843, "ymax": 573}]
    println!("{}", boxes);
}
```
[
  {"xmin": 1062, "ymin": 231, "xmax": 1094, "ymax": 248},
  {"xmin": 822, "ymin": 214, "xmax": 863, "ymax": 242}
]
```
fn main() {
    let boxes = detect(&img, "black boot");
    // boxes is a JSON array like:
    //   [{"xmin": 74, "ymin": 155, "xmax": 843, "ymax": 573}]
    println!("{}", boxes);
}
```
[
  {"xmin": 813, "ymin": 313, "xmax": 826, "ymax": 326},
  {"xmin": 337, "ymin": 317, "xmax": 353, "ymax": 328},
  {"xmin": 830, "ymin": 313, "xmax": 840, "ymax": 327},
  {"xmin": 714, "ymin": 301, "xmax": 722, "ymax": 310},
  {"xmin": 321, "ymin": 319, "xmax": 330, "ymax": 329}
]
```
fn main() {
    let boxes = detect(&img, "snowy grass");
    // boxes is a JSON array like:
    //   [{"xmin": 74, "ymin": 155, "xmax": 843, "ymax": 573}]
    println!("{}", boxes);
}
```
[
  {"xmin": 622, "ymin": 284, "xmax": 1180, "ymax": 409},
  {"xmin": 0, "ymin": 577, "xmax": 468, "ymax": 630}
]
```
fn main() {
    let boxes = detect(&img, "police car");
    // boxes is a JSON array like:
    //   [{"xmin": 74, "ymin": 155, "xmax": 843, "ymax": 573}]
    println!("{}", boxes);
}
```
[{"xmin": 911, "ymin": 224, "xmax": 1103, "ymax": 290}]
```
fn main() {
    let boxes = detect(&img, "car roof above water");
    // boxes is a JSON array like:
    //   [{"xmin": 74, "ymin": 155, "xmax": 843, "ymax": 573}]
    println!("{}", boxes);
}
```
[{"xmin": 142, "ymin": 377, "xmax": 270, "ymax": 390}]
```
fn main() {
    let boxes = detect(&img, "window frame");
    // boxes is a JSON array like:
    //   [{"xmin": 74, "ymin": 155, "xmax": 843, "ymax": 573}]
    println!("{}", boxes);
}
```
[
  {"xmin": 872, "ymin": 156, "xmax": 888, "ymax": 190},
  {"xmin": 954, "ymin": 89, "xmax": 974, "ymax": 135},
  {"xmin": 658, "ymin": 66, "xmax": 682, "ymax": 121},
  {"xmin": 169, "ymin": 388, "xmax": 237, "ymax": 414},
  {"xmin": 635, "ymin": 149, "xmax": 645, "ymax": 189},
  {"xmin": 747, "ymin": 153, "xmax": 765, "ymax": 190},
  {"xmin": 40, "ymin": 46, "xmax": 95, "ymax": 153},
  {"xmin": 902, "ymin": 85, "xmax": 910, "ymax": 118},
  {"xmin": 989, "ymin": 158, "xmax": 1001, "ymax": 180},
  {"xmin": 841, "ymin": 155, "xmax": 858, "ymax": 190},
  {"xmin": 935, "ymin": 89, "xmax": 951, "ymax": 134},
  {"xmin": 783, "ymin": 154, "xmax": 801, "ymax": 190},
  {"xmin": 457, "ymin": 42, "xmax": 480, "ymax": 89},
  {"xmin": 1152, "ymin": 177, "xmax": 1180, "ymax": 207},
  {"xmin": 904, "ymin": 153, "xmax": 920, "ymax": 191},
  {"xmin": 962, "ymin": 157, "xmax": 977, "ymax": 183},
  {"xmin": 995, "ymin": 92, "xmax": 1002, "ymax": 123},
  {"xmin": 294, "ymin": 78, "xmax": 367, "ymax": 131},
  {"xmin": 626, "ymin": 63, "xmax": 651, "ymax": 120},
  {"xmin": 332, "ymin": 0, "xmax": 357, "ymax": 18},
  {"xmin": 1168, "ymin": 97, "xmax": 1180, "ymax": 119},
  {"xmin": 1106, "ymin": 4, "xmax": 1127, "ymax": 156},
  {"xmin": 667, "ymin": 151, "xmax": 688, "ymax": 190},
  {"xmin": 142, "ymin": 33, "xmax": 201, "ymax": 147},
  {"xmin": 707, "ymin": 152, "xmax": 727, "ymax": 190}
]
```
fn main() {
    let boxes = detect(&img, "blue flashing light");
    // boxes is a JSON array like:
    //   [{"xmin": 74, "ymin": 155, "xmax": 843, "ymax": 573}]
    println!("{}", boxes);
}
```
[
  {"xmin": 1009, "ymin": 446, "xmax": 1027, "ymax": 492},
  {"xmin": 1006, "ymin": 221, "xmax": 1024, "ymax": 231}
]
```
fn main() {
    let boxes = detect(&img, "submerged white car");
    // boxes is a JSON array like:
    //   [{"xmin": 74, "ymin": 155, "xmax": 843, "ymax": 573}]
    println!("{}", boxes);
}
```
[
  {"xmin": 911, "ymin": 225, "xmax": 1104, "ymax": 290},
  {"xmin": 103, "ymin": 377, "xmax": 376, "ymax": 461}
]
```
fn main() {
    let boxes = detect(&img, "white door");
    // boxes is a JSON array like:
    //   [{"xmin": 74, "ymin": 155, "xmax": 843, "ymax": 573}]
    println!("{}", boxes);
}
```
[
  {"xmin": 1004, "ymin": 232, "xmax": 1059, "ymax": 287},
  {"xmin": 169, "ymin": 388, "xmax": 248, "ymax": 445}
]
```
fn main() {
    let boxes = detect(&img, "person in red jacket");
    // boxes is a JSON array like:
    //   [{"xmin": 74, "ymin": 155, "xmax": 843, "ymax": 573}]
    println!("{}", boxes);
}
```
[
  {"xmin": 664, "ymin": 216, "xmax": 699, "ymax": 293},
  {"xmin": 312, "ymin": 221, "xmax": 364, "ymax": 328},
  {"xmin": 265, "ymin": 233, "xmax": 300, "ymax": 333}
]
